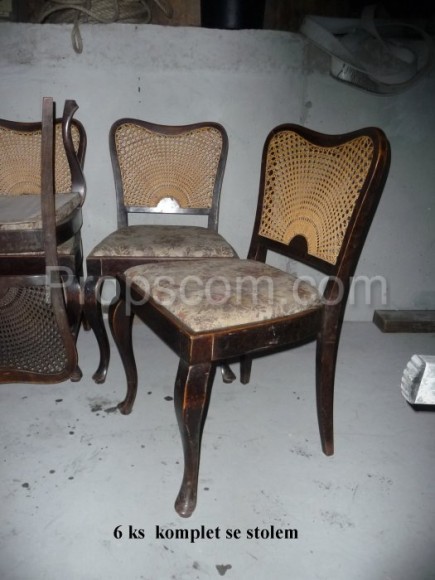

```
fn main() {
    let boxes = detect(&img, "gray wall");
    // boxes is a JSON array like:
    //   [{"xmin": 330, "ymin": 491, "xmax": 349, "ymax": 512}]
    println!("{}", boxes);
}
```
[{"xmin": 1, "ymin": 23, "xmax": 434, "ymax": 320}]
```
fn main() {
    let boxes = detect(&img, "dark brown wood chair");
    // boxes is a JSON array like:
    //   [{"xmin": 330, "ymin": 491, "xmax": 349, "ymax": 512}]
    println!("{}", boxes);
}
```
[
  {"xmin": 0, "ymin": 99, "xmax": 87, "ymax": 334},
  {"xmin": 85, "ymin": 119, "xmax": 237, "ymax": 384},
  {"xmin": 0, "ymin": 98, "xmax": 85, "ymax": 384},
  {"xmin": 110, "ymin": 123, "xmax": 391, "ymax": 517}
]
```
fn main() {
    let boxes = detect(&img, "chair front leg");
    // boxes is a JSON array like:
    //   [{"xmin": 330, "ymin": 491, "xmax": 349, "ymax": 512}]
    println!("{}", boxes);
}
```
[
  {"xmin": 108, "ymin": 297, "xmax": 137, "ymax": 415},
  {"xmin": 174, "ymin": 359, "xmax": 214, "ymax": 518},
  {"xmin": 84, "ymin": 275, "xmax": 111, "ymax": 383}
]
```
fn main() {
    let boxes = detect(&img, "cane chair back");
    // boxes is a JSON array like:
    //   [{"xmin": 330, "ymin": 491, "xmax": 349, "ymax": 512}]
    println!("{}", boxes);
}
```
[
  {"xmin": 111, "ymin": 120, "xmax": 227, "ymax": 230},
  {"xmin": 0, "ymin": 283, "xmax": 74, "ymax": 380},
  {"xmin": 257, "ymin": 128, "xmax": 376, "ymax": 267},
  {"xmin": 0, "ymin": 116, "xmax": 86, "ymax": 198},
  {"xmin": 251, "ymin": 125, "xmax": 388, "ymax": 278},
  {"xmin": 0, "ymin": 98, "xmax": 80, "ymax": 384}
]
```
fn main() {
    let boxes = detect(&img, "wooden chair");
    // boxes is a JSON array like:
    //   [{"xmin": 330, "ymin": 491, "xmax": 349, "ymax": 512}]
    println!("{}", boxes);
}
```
[
  {"xmin": 110, "ymin": 123, "xmax": 391, "ymax": 517},
  {"xmin": 85, "ymin": 119, "xmax": 237, "ymax": 384},
  {"xmin": 0, "ymin": 100, "xmax": 87, "ymax": 333},
  {"xmin": 0, "ymin": 98, "xmax": 85, "ymax": 384}
]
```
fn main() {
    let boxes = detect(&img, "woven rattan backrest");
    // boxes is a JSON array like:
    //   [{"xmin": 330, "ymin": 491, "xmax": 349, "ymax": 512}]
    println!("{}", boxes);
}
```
[
  {"xmin": 110, "ymin": 119, "xmax": 228, "ymax": 229},
  {"xmin": 0, "ymin": 119, "xmax": 84, "ymax": 195},
  {"xmin": 0, "ymin": 285, "xmax": 70, "ymax": 377},
  {"xmin": 255, "ymin": 125, "xmax": 390, "ymax": 272}
]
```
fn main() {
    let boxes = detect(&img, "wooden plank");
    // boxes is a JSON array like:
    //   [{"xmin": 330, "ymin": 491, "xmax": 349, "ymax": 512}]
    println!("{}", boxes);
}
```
[
  {"xmin": 151, "ymin": 0, "xmax": 200, "ymax": 26},
  {"xmin": 373, "ymin": 310, "xmax": 435, "ymax": 333}
]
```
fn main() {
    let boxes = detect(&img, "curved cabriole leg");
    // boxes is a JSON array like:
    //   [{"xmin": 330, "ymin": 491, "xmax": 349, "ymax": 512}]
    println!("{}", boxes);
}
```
[
  {"xmin": 77, "ymin": 247, "xmax": 90, "ymax": 331},
  {"xmin": 84, "ymin": 276, "xmax": 111, "ymax": 384},
  {"xmin": 70, "ymin": 365, "xmax": 83, "ymax": 382},
  {"xmin": 65, "ymin": 275, "xmax": 82, "ymax": 339},
  {"xmin": 81, "ymin": 312, "xmax": 91, "ymax": 331},
  {"xmin": 240, "ymin": 355, "xmax": 252, "ymax": 385},
  {"xmin": 316, "ymin": 307, "xmax": 342, "ymax": 456},
  {"xmin": 63, "ymin": 275, "xmax": 82, "ymax": 381},
  {"xmin": 174, "ymin": 360, "xmax": 214, "ymax": 518},
  {"xmin": 221, "ymin": 362, "xmax": 236, "ymax": 383},
  {"xmin": 108, "ymin": 298, "xmax": 137, "ymax": 415}
]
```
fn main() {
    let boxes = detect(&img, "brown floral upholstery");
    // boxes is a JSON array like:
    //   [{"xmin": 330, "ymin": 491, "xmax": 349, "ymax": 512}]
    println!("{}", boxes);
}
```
[
  {"xmin": 2, "ymin": 237, "xmax": 76, "ymax": 256},
  {"xmin": 125, "ymin": 258, "xmax": 323, "ymax": 332},
  {"xmin": 90, "ymin": 225, "xmax": 237, "ymax": 259},
  {"xmin": 0, "ymin": 193, "xmax": 81, "ymax": 231}
]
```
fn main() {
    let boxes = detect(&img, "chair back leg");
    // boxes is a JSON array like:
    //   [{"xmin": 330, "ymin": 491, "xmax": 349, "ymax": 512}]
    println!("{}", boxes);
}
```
[{"xmin": 316, "ymin": 304, "xmax": 344, "ymax": 455}]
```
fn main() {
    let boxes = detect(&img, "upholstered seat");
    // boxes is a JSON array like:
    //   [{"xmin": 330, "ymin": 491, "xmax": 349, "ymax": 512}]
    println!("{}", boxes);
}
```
[
  {"xmin": 1, "ymin": 237, "xmax": 76, "ymax": 256},
  {"xmin": 89, "ymin": 225, "xmax": 236, "ymax": 260},
  {"xmin": 0, "ymin": 193, "xmax": 81, "ymax": 231},
  {"xmin": 125, "ymin": 258, "xmax": 322, "ymax": 332}
]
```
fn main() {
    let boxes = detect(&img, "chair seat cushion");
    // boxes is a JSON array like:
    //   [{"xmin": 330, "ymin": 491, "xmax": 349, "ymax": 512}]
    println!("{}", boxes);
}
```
[
  {"xmin": 0, "ymin": 193, "xmax": 81, "ymax": 231},
  {"xmin": 124, "ymin": 258, "xmax": 323, "ymax": 332},
  {"xmin": 89, "ymin": 225, "xmax": 237, "ymax": 259},
  {"xmin": 1, "ymin": 236, "xmax": 76, "ymax": 256}
]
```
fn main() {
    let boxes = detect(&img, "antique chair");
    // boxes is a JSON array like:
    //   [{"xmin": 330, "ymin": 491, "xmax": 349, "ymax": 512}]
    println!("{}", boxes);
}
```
[
  {"xmin": 0, "ymin": 98, "xmax": 87, "ymax": 332},
  {"xmin": 110, "ymin": 123, "xmax": 391, "ymax": 517},
  {"xmin": 0, "ymin": 97, "xmax": 85, "ymax": 384},
  {"xmin": 85, "ymin": 119, "xmax": 237, "ymax": 384}
]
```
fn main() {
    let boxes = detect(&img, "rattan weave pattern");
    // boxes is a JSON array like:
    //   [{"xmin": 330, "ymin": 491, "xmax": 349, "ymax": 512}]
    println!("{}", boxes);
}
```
[
  {"xmin": 0, "ymin": 123, "xmax": 81, "ymax": 195},
  {"xmin": 0, "ymin": 286, "xmax": 68, "ymax": 374},
  {"xmin": 259, "ymin": 131, "xmax": 375, "ymax": 265},
  {"xmin": 115, "ymin": 123, "xmax": 223, "ymax": 208}
]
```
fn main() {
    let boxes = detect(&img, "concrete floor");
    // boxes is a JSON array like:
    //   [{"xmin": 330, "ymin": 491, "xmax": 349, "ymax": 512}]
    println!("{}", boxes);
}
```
[{"xmin": 1, "ymin": 322, "xmax": 434, "ymax": 580}]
